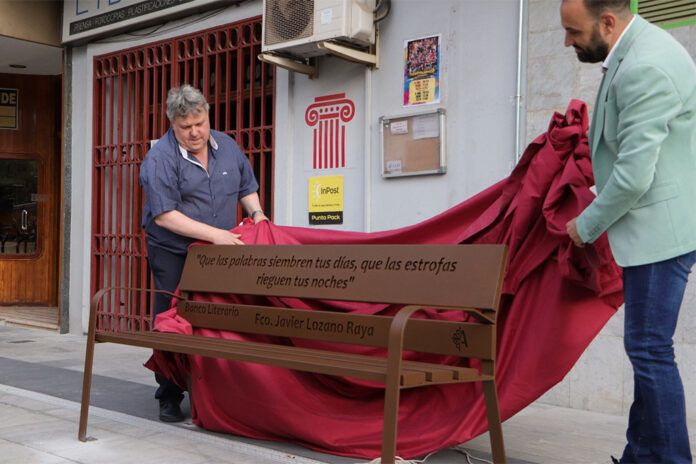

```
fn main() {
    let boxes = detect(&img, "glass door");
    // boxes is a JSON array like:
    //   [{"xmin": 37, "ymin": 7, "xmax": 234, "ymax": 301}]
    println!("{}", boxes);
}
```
[{"xmin": 0, "ymin": 158, "xmax": 39, "ymax": 256}]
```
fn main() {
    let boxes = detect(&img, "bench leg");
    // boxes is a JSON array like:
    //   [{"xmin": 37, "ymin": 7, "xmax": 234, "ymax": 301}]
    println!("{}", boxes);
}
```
[
  {"xmin": 380, "ymin": 375, "xmax": 400, "ymax": 464},
  {"xmin": 381, "ymin": 306, "xmax": 424, "ymax": 464},
  {"xmin": 78, "ymin": 325, "xmax": 97, "ymax": 441},
  {"xmin": 78, "ymin": 331, "xmax": 96, "ymax": 441},
  {"xmin": 79, "ymin": 290, "xmax": 106, "ymax": 441},
  {"xmin": 482, "ymin": 361, "xmax": 506, "ymax": 463}
]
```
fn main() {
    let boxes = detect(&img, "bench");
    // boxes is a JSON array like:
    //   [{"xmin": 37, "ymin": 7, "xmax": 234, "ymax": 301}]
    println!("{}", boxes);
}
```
[{"xmin": 79, "ymin": 243, "xmax": 508, "ymax": 463}]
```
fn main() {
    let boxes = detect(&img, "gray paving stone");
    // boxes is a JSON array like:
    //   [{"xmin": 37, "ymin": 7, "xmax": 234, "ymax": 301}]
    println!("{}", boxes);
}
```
[{"xmin": 0, "ymin": 324, "xmax": 694, "ymax": 464}]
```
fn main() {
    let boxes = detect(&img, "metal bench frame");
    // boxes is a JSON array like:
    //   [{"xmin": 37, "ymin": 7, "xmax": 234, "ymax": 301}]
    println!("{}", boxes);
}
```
[{"xmin": 79, "ymin": 244, "xmax": 508, "ymax": 464}]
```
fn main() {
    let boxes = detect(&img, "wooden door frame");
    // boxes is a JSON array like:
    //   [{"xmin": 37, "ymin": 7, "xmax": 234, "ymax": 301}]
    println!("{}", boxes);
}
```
[{"xmin": 0, "ymin": 73, "xmax": 62, "ymax": 329}]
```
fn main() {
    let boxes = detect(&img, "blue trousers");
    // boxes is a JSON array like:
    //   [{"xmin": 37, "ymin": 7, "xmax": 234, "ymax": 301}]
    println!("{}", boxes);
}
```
[
  {"xmin": 620, "ymin": 250, "xmax": 696, "ymax": 464},
  {"xmin": 147, "ymin": 244, "xmax": 186, "ymax": 403}
]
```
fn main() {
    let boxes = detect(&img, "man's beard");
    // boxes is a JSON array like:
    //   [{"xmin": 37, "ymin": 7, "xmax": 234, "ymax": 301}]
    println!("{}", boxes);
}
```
[{"xmin": 574, "ymin": 23, "xmax": 609, "ymax": 63}]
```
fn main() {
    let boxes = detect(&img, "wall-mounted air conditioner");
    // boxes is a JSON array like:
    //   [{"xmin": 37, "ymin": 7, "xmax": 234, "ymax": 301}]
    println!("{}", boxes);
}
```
[{"xmin": 262, "ymin": 0, "xmax": 376, "ymax": 59}]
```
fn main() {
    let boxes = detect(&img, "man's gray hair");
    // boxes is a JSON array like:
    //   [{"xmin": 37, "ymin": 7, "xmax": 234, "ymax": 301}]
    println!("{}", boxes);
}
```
[{"xmin": 166, "ymin": 85, "xmax": 210, "ymax": 120}]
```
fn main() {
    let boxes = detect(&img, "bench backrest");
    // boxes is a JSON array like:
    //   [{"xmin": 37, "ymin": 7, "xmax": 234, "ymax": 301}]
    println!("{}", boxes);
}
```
[
  {"xmin": 176, "ymin": 244, "xmax": 507, "ymax": 358},
  {"xmin": 179, "ymin": 244, "xmax": 507, "ymax": 309}
]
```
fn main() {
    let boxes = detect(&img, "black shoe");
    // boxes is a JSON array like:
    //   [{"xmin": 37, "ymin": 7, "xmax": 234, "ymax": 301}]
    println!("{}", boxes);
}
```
[
  {"xmin": 158, "ymin": 398, "xmax": 185, "ymax": 422},
  {"xmin": 611, "ymin": 456, "xmax": 620, "ymax": 464}
]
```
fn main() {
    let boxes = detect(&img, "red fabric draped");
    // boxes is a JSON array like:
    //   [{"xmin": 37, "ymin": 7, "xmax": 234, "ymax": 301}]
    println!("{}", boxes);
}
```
[{"xmin": 146, "ymin": 100, "xmax": 623, "ymax": 459}]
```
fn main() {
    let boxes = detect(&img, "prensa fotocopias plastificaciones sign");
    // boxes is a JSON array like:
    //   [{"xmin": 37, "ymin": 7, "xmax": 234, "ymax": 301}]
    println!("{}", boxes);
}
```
[{"xmin": 62, "ymin": 0, "xmax": 232, "ymax": 43}]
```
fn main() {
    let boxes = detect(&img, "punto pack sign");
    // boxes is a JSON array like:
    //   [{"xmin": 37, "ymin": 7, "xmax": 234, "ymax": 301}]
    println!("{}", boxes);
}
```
[
  {"xmin": 308, "ymin": 175, "xmax": 344, "ymax": 225},
  {"xmin": 0, "ymin": 88, "xmax": 18, "ymax": 130}
]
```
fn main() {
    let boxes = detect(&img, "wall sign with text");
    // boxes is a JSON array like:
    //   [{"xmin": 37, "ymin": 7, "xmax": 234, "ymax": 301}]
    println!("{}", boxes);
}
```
[
  {"xmin": 62, "ymin": 0, "xmax": 228, "ymax": 43},
  {"xmin": 0, "ymin": 88, "xmax": 18, "ymax": 130},
  {"xmin": 308, "ymin": 175, "xmax": 344, "ymax": 225}
]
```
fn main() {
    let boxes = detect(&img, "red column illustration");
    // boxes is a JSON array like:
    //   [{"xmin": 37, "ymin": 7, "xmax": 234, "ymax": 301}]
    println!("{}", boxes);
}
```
[{"xmin": 305, "ymin": 93, "xmax": 355, "ymax": 169}]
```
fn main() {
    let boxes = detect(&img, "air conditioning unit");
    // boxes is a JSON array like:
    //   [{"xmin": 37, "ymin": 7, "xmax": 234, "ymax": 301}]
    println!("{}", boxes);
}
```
[{"xmin": 262, "ymin": 0, "xmax": 376, "ymax": 59}]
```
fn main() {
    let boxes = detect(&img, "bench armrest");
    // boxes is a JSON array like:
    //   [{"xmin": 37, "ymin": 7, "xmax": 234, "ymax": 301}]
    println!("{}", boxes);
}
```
[
  {"xmin": 385, "ymin": 305, "xmax": 426, "ymax": 386},
  {"xmin": 89, "ymin": 287, "xmax": 184, "ymax": 332}
]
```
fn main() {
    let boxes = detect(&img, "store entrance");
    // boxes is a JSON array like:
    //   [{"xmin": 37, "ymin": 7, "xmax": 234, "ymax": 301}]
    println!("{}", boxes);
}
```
[{"xmin": 0, "ymin": 74, "xmax": 61, "ymax": 328}]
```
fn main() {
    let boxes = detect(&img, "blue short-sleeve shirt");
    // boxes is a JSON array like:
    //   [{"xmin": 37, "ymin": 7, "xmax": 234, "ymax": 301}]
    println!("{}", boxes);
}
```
[{"xmin": 139, "ymin": 128, "xmax": 259, "ymax": 254}]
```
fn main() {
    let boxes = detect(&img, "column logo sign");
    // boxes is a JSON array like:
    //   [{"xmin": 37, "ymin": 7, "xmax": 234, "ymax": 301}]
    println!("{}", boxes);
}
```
[
  {"xmin": 305, "ymin": 93, "xmax": 355, "ymax": 170},
  {"xmin": 0, "ymin": 88, "xmax": 18, "ymax": 130}
]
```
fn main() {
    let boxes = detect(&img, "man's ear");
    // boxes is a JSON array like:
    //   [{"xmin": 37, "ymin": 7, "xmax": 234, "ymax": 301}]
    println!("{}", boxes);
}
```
[{"xmin": 599, "ymin": 12, "xmax": 617, "ymax": 34}]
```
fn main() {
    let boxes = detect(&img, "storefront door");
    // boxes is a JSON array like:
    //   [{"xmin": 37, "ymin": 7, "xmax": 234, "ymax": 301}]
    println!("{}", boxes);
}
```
[{"xmin": 0, "ymin": 74, "xmax": 61, "ymax": 312}]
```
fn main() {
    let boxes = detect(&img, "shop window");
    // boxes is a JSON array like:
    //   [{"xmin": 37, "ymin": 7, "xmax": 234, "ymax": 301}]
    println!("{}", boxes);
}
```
[{"xmin": 0, "ymin": 159, "xmax": 39, "ymax": 256}]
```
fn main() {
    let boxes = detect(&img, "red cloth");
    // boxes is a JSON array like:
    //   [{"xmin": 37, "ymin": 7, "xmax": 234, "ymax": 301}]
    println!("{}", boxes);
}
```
[{"xmin": 147, "ymin": 100, "xmax": 622, "ymax": 459}]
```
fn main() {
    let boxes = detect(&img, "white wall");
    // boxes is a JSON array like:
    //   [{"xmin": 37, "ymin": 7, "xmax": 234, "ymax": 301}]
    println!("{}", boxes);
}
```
[
  {"xmin": 277, "ymin": 58, "xmax": 369, "ymax": 230},
  {"xmin": 527, "ymin": 0, "xmax": 696, "ymax": 421},
  {"xmin": 273, "ymin": 0, "xmax": 523, "ymax": 232},
  {"xmin": 369, "ymin": 0, "xmax": 521, "ymax": 231}
]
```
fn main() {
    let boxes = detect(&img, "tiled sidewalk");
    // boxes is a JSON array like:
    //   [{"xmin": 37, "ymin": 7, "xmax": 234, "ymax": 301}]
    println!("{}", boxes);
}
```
[{"xmin": 0, "ymin": 324, "xmax": 692, "ymax": 464}]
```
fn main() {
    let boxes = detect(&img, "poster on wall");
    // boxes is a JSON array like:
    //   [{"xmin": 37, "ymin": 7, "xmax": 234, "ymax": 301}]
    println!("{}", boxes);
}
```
[
  {"xmin": 403, "ymin": 35, "xmax": 441, "ymax": 107},
  {"xmin": 308, "ymin": 175, "xmax": 344, "ymax": 225}
]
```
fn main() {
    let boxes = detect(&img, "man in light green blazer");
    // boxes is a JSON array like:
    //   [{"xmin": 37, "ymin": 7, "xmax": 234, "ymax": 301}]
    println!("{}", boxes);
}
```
[{"xmin": 561, "ymin": 1, "xmax": 696, "ymax": 463}]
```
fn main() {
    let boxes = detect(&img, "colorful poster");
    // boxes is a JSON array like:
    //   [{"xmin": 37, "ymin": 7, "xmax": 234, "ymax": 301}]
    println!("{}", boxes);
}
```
[
  {"xmin": 308, "ymin": 175, "xmax": 344, "ymax": 225},
  {"xmin": 403, "ymin": 35, "xmax": 441, "ymax": 106}
]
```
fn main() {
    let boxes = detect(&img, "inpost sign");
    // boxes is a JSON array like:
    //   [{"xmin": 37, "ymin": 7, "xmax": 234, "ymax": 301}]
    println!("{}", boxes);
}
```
[
  {"xmin": 62, "ymin": 0, "xmax": 231, "ymax": 43},
  {"xmin": 308, "ymin": 176, "xmax": 344, "ymax": 225},
  {"xmin": 0, "ymin": 89, "xmax": 18, "ymax": 130}
]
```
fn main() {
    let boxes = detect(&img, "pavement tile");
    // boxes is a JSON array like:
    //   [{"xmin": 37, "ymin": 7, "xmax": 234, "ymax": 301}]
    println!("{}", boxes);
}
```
[
  {"xmin": 0, "ymin": 440, "xmax": 71, "ymax": 464},
  {"xmin": 1, "ymin": 325, "xmax": 694, "ymax": 464}
]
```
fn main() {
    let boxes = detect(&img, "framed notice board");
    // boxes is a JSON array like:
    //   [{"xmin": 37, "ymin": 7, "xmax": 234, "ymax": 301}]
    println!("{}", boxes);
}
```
[{"xmin": 379, "ymin": 108, "xmax": 446, "ymax": 178}]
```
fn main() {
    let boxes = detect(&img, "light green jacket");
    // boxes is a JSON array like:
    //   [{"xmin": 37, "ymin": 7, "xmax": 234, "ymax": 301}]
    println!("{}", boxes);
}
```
[{"xmin": 577, "ymin": 15, "xmax": 696, "ymax": 267}]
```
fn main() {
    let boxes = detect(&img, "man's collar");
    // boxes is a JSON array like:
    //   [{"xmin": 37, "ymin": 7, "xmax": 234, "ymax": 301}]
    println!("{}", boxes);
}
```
[
  {"xmin": 602, "ymin": 15, "xmax": 636, "ymax": 72},
  {"xmin": 177, "ymin": 133, "xmax": 218, "ymax": 158},
  {"xmin": 177, "ymin": 133, "xmax": 218, "ymax": 168}
]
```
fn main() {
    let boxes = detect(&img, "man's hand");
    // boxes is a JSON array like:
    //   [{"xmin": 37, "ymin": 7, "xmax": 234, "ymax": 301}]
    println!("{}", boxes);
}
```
[
  {"xmin": 211, "ymin": 229, "xmax": 244, "ymax": 245},
  {"xmin": 240, "ymin": 193, "xmax": 268, "ymax": 225},
  {"xmin": 252, "ymin": 212, "xmax": 269, "ymax": 224},
  {"xmin": 566, "ymin": 217, "xmax": 585, "ymax": 247},
  {"xmin": 155, "ymin": 210, "xmax": 245, "ymax": 244}
]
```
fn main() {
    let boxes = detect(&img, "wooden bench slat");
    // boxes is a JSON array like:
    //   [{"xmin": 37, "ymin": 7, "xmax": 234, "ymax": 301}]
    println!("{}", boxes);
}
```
[
  {"xmin": 97, "ymin": 331, "xmax": 484, "ymax": 388},
  {"xmin": 178, "ymin": 301, "xmax": 496, "ymax": 358},
  {"xmin": 97, "ymin": 331, "xmax": 426, "ymax": 386},
  {"xmin": 139, "ymin": 330, "xmax": 477, "ymax": 382},
  {"xmin": 180, "ymin": 245, "xmax": 507, "ymax": 310}
]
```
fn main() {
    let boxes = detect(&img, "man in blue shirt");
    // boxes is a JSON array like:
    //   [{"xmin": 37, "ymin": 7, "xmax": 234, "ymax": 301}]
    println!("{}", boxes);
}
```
[{"xmin": 140, "ymin": 84, "xmax": 267, "ymax": 422}]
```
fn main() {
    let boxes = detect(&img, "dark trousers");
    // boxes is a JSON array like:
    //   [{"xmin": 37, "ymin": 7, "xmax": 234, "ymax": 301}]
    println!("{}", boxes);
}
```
[
  {"xmin": 620, "ymin": 250, "xmax": 696, "ymax": 464},
  {"xmin": 147, "ymin": 244, "xmax": 187, "ymax": 403}
]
